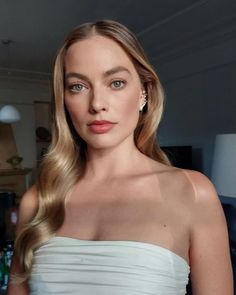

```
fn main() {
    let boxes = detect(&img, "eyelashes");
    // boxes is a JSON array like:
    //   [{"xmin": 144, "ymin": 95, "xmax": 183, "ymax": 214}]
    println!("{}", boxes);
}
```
[
  {"xmin": 67, "ymin": 83, "xmax": 86, "ymax": 93},
  {"xmin": 111, "ymin": 80, "xmax": 126, "ymax": 89},
  {"xmin": 66, "ymin": 79, "xmax": 126, "ymax": 93}
]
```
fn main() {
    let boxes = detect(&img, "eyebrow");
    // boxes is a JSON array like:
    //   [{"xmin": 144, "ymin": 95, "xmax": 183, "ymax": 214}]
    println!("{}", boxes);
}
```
[
  {"xmin": 104, "ymin": 66, "xmax": 131, "ymax": 77},
  {"xmin": 65, "ymin": 66, "xmax": 131, "ymax": 81}
]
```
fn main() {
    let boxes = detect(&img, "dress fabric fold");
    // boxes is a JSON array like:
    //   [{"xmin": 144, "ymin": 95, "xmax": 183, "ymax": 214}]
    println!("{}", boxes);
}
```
[{"xmin": 29, "ymin": 236, "xmax": 190, "ymax": 295}]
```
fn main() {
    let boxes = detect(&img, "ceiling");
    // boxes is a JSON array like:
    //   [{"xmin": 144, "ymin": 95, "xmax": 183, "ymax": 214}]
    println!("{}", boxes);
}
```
[{"xmin": 0, "ymin": 0, "xmax": 236, "ymax": 76}]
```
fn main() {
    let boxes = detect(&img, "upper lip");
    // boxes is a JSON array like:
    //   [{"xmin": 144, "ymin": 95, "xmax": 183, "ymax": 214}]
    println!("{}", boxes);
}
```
[{"xmin": 88, "ymin": 120, "xmax": 115, "ymax": 126}]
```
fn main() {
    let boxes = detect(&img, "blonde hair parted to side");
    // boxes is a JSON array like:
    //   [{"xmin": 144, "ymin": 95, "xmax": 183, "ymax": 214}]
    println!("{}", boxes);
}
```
[{"xmin": 14, "ymin": 19, "xmax": 170, "ymax": 282}]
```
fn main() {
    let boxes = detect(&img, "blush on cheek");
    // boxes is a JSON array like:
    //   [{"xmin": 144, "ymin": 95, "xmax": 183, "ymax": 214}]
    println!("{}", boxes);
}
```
[
  {"xmin": 121, "ymin": 95, "xmax": 140, "ymax": 127},
  {"xmin": 123, "ymin": 93, "xmax": 140, "ymax": 114}
]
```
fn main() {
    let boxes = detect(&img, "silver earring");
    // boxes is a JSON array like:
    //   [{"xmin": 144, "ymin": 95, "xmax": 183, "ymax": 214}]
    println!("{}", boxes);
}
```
[{"xmin": 139, "ymin": 90, "xmax": 147, "ymax": 112}]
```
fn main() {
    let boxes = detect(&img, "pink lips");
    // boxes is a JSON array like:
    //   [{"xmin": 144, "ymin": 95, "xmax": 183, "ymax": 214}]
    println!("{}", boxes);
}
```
[{"xmin": 88, "ymin": 120, "xmax": 116, "ymax": 134}]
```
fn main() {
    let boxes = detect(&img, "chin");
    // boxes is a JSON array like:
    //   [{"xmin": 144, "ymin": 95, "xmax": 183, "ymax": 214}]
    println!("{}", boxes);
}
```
[
  {"xmin": 86, "ymin": 140, "xmax": 120, "ymax": 150},
  {"xmin": 85, "ymin": 133, "xmax": 133, "ymax": 151}
]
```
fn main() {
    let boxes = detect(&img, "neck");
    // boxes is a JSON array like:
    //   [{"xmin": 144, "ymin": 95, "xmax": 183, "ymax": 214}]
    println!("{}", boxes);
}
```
[{"xmin": 84, "ymin": 138, "xmax": 145, "ymax": 181}]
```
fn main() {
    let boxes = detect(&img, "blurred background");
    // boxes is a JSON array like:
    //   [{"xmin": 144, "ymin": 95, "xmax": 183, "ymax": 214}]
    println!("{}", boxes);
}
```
[{"xmin": 0, "ymin": 0, "xmax": 236, "ymax": 292}]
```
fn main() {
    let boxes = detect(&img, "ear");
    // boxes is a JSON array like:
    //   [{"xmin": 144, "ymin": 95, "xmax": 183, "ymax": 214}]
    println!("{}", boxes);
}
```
[
  {"xmin": 139, "ymin": 87, "xmax": 146, "ymax": 101},
  {"xmin": 139, "ymin": 89, "xmax": 147, "ymax": 112}
]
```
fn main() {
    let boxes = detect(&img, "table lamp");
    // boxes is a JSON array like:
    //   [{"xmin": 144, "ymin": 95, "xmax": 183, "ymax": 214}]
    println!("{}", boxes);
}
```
[{"xmin": 211, "ymin": 134, "xmax": 236, "ymax": 198}]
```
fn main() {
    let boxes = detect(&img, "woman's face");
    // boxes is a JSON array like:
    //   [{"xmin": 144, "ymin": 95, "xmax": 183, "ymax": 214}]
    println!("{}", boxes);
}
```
[{"xmin": 64, "ymin": 34, "xmax": 143, "ymax": 150}]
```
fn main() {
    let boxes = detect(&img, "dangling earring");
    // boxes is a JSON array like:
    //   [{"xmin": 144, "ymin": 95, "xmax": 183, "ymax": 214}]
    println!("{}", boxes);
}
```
[{"xmin": 139, "ymin": 90, "xmax": 147, "ymax": 112}]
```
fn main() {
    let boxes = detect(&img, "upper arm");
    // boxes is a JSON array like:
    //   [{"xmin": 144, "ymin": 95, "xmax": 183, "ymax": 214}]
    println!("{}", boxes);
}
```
[
  {"xmin": 15, "ymin": 184, "xmax": 39, "ymax": 236},
  {"xmin": 185, "ymin": 170, "xmax": 234, "ymax": 295},
  {"xmin": 7, "ymin": 184, "xmax": 38, "ymax": 295}
]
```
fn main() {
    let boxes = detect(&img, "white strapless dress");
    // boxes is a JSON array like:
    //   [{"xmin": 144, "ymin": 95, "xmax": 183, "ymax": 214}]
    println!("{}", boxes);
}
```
[{"xmin": 29, "ymin": 236, "xmax": 190, "ymax": 295}]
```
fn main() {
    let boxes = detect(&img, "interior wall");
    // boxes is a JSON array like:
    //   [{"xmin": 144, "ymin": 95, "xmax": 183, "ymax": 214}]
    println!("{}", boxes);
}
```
[
  {"xmin": 0, "ymin": 77, "xmax": 51, "ymax": 169},
  {"xmin": 0, "ymin": 32, "xmax": 236, "ymax": 179},
  {"xmin": 156, "ymin": 36, "xmax": 236, "ymax": 177}
]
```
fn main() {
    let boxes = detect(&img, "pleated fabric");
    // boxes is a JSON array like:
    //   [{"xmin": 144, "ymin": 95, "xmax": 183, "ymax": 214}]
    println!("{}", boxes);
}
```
[{"xmin": 29, "ymin": 236, "xmax": 190, "ymax": 295}]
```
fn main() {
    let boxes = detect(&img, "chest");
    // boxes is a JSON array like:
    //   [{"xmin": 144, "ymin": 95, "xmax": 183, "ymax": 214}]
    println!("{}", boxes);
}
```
[
  {"xmin": 66, "ymin": 178, "xmax": 166, "ymax": 225},
  {"xmin": 58, "ymin": 179, "xmax": 191, "ymax": 260}
]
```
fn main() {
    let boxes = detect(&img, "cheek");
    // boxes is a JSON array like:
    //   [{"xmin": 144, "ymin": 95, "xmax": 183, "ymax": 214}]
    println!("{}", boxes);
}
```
[
  {"xmin": 64, "ymin": 98, "xmax": 85, "ymax": 124},
  {"xmin": 65, "ymin": 101, "xmax": 86, "ymax": 138},
  {"xmin": 119, "ymin": 90, "xmax": 140, "ymax": 118}
]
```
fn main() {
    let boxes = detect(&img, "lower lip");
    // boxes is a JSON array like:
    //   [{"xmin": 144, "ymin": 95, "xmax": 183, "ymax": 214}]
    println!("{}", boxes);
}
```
[{"xmin": 89, "ymin": 123, "xmax": 115, "ymax": 134}]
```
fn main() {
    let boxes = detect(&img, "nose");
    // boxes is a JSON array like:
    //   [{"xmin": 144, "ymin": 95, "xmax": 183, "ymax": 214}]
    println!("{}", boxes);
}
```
[{"xmin": 89, "ymin": 88, "xmax": 108, "ymax": 114}]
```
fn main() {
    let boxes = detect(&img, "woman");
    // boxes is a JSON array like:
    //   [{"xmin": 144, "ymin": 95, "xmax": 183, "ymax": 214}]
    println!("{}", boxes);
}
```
[{"xmin": 7, "ymin": 20, "xmax": 233, "ymax": 295}]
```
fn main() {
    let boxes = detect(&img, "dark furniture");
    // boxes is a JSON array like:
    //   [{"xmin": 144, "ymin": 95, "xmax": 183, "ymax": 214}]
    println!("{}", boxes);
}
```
[{"xmin": 161, "ymin": 145, "xmax": 193, "ymax": 169}]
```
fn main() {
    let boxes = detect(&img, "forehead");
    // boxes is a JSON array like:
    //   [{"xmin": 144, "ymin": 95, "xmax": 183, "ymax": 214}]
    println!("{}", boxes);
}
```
[{"xmin": 64, "ymin": 35, "xmax": 138, "ymax": 76}]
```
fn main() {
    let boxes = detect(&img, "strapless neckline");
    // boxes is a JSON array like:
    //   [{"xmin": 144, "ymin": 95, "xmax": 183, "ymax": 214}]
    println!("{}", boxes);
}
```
[
  {"xmin": 31, "ymin": 235, "xmax": 190, "ymax": 294},
  {"xmin": 53, "ymin": 235, "xmax": 189, "ymax": 267}
]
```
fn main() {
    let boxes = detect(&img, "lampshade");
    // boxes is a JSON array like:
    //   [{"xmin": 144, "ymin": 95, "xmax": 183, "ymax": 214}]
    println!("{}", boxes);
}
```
[
  {"xmin": 211, "ymin": 134, "xmax": 236, "ymax": 198},
  {"xmin": 0, "ymin": 105, "xmax": 21, "ymax": 123}
]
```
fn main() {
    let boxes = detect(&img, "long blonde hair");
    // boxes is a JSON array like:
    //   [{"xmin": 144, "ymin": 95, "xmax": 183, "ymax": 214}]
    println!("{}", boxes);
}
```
[{"xmin": 14, "ymin": 19, "xmax": 170, "ymax": 281}]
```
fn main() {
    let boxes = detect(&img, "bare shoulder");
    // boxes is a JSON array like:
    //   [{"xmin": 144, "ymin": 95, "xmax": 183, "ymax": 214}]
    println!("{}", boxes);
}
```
[
  {"xmin": 181, "ymin": 170, "xmax": 233, "ymax": 294},
  {"xmin": 181, "ymin": 169, "xmax": 224, "ymax": 218},
  {"xmin": 150, "ymin": 162, "xmax": 199, "ymax": 203},
  {"xmin": 16, "ymin": 184, "xmax": 39, "ymax": 234},
  {"xmin": 162, "ymin": 166, "xmax": 223, "ymax": 215},
  {"xmin": 181, "ymin": 169, "xmax": 227, "ymax": 243},
  {"xmin": 181, "ymin": 169, "xmax": 218, "ymax": 199},
  {"xmin": 149, "ymin": 161, "xmax": 225, "ymax": 220},
  {"xmin": 154, "ymin": 166, "xmax": 233, "ymax": 293},
  {"xmin": 153, "ymin": 162, "xmax": 218, "ymax": 201}
]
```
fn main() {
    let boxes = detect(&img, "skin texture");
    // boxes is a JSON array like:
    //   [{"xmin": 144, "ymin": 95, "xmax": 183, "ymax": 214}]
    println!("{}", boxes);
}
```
[
  {"xmin": 64, "ymin": 35, "xmax": 143, "ymax": 154},
  {"xmin": 7, "ymin": 35, "xmax": 233, "ymax": 294}
]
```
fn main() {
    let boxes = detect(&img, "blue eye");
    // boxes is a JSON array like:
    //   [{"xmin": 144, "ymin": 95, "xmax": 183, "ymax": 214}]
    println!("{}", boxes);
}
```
[
  {"xmin": 68, "ymin": 83, "xmax": 85, "ymax": 93},
  {"xmin": 111, "ymin": 80, "xmax": 125, "ymax": 89}
]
